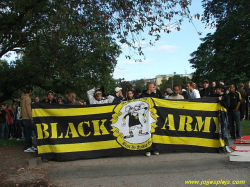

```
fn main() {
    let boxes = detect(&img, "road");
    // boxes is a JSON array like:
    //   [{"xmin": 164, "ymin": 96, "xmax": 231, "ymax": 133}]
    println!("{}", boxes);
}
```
[{"xmin": 7, "ymin": 139, "xmax": 250, "ymax": 187}]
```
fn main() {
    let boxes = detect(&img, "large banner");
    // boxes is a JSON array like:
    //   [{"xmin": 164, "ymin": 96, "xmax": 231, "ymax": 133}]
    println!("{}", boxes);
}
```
[{"xmin": 33, "ymin": 97, "xmax": 226, "ymax": 161}]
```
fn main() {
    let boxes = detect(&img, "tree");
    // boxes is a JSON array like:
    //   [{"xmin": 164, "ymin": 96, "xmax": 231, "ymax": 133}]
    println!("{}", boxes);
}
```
[
  {"xmin": 134, "ymin": 79, "xmax": 146, "ymax": 91},
  {"xmin": 158, "ymin": 75, "xmax": 190, "ymax": 92},
  {"xmin": 0, "ymin": 0, "xmax": 194, "ymax": 102},
  {"xmin": 190, "ymin": 0, "xmax": 250, "ymax": 85},
  {"xmin": 1, "ymin": 0, "xmax": 193, "ymax": 58}
]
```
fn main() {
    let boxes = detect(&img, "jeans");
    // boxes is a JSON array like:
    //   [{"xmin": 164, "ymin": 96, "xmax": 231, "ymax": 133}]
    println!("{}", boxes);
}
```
[
  {"xmin": 228, "ymin": 111, "xmax": 242, "ymax": 138},
  {"xmin": 16, "ymin": 120, "xmax": 23, "ymax": 139},
  {"xmin": 23, "ymin": 119, "xmax": 33, "ymax": 149},
  {"xmin": 3, "ymin": 123, "xmax": 10, "ymax": 140}
]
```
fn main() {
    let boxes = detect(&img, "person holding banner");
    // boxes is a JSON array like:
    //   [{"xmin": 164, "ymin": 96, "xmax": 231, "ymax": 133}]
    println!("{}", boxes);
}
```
[
  {"xmin": 216, "ymin": 84, "xmax": 231, "ymax": 153},
  {"xmin": 139, "ymin": 82, "xmax": 160, "ymax": 156},
  {"xmin": 169, "ymin": 85, "xmax": 184, "ymax": 100},
  {"xmin": 87, "ymin": 88, "xmax": 115, "ymax": 104},
  {"xmin": 123, "ymin": 90, "xmax": 135, "ymax": 101},
  {"xmin": 186, "ymin": 81, "xmax": 200, "ymax": 99},
  {"xmin": 228, "ymin": 84, "xmax": 242, "ymax": 140}
]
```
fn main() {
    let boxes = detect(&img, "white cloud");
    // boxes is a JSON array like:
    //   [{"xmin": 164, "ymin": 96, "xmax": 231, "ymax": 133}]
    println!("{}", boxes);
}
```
[
  {"xmin": 146, "ymin": 45, "xmax": 179, "ymax": 53},
  {"xmin": 113, "ymin": 69, "xmax": 131, "ymax": 79}
]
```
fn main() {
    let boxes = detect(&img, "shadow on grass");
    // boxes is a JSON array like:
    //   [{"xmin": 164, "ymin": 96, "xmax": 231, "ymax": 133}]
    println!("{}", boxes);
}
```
[{"xmin": 0, "ymin": 139, "xmax": 24, "ymax": 148}]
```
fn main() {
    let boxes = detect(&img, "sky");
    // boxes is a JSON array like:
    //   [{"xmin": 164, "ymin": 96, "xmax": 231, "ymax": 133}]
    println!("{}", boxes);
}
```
[
  {"xmin": 1, "ymin": 1, "xmax": 215, "ymax": 82},
  {"xmin": 113, "ymin": 1, "xmax": 215, "ymax": 81}
]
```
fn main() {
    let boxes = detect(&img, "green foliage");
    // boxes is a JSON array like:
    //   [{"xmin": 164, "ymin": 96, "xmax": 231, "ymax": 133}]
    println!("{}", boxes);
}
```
[
  {"xmin": 159, "ymin": 75, "xmax": 190, "ymax": 92},
  {"xmin": 0, "ymin": 0, "xmax": 194, "ymax": 102},
  {"xmin": 1, "ymin": 0, "xmax": 193, "ymax": 58},
  {"xmin": 134, "ymin": 79, "xmax": 146, "ymax": 91},
  {"xmin": 190, "ymin": 0, "xmax": 250, "ymax": 85}
]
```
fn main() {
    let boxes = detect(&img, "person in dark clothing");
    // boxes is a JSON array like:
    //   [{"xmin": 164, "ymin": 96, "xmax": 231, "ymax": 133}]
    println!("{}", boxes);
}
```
[
  {"xmin": 46, "ymin": 90, "xmax": 57, "ymax": 104},
  {"xmin": 113, "ymin": 87, "xmax": 124, "ymax": 104},
  {"xmin": 199, "ymin": 79, "xmax": 214, "ymax": 98},
  {"xmin": 237, "ymin": 83, "xmax": 247, "ymax": 120},
  {"xmin": 0, "ymin": 104, "xmax": 8, "ymax": 140},
  {"xmin": 216, "ymin": 84, "xmax": 231, "ymax": 153},
  {"xmin": 244, "ymin": 81, "xmax": 250, "ymax": 120},
  {"xmin": 228, "ymin": 84, "xmax": 242, "ymax": 139},
  {"xmin": 140, "ymin": 82, "xmax": 162, "ymax": 99},
  {"xmin": 134, "ymin": 88, "xmax": 142, "ymax": 99},
  {"xmin": 123, "ymin": 90, "xmax": 135, "ymax": 101},
  {"xmin": 139, "ymin": 82, "xmax": 160, "ymax": 156},
  {"xmin": 211, "ymin": 81, "xmax": 217, "ymax": 94}
]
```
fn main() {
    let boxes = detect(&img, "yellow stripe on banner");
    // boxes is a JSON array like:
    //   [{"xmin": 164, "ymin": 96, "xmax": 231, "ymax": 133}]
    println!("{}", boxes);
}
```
[
  {"xmin": 33, "ymin": 105, "xmax": 115, "ymax": 117},
  {"xmin": 153, "ymin": 98, "xmax": 227, "ymax": 112},
  {"xmin": 38, "ymin": 140, "xmax": 122, "ymax": 154},
  {"xmin": 152, "ymin": 135, "xmax": 225, "ymax": 148}
]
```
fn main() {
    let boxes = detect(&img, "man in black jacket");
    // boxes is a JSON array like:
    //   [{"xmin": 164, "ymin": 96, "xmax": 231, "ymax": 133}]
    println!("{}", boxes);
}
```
[
  {"xmin": 199, "ymin": 79, "xmax": 214, "ymax": 98},
  {"xmin": 216, "ymin": 84, "xmax": 231, "ymax": 153},
  {"xmin": 140, "ymin": 82, "xmax": 162, "ymax": 99},
  {"xmin": 139, "ymin": 82, "xmax": 161, "ymax": 156},
  {"xmin": 228, "ymin": 84, "xmax": 242, "ymax": 139}
]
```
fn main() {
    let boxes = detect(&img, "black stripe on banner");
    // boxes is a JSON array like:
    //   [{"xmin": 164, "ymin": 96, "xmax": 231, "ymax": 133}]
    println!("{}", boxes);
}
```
[
  {"xmin": 154, "ymin": 106, "xmax": 221, "ymax": 139},
  {"xmin": 39, "ymin": 147, "xmax": 146, "ymax": 161},
  {"xmin": 156, "ymin": 144, "xmax": 219, "ymax": 153}
]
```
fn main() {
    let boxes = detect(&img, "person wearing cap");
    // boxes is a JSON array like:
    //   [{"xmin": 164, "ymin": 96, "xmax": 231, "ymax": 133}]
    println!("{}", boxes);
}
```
[
  {"xmin": 186, "ymin": 81, "xmax": 200, "ymax": 99},
  {"xmin": 199, "ymin": 79, "xmax": 214, "ymax": 98},
  {"xmin": 87, "ymin": 87, "xmax": 115, "ymax": 104},
  {"xmin": 20, "ymin": 86, "xmax": 36, "ymax": 153},
  {"xmin": 216, "ymin": 84, "xmax": 231, "ymax": 153},
  {"xmin": 46, "ymin": 90, "xmax": 57, "ymax": 104},
  {"xmin": 113, "ymin": 87, "xmax": 124, "ymax": 104}
]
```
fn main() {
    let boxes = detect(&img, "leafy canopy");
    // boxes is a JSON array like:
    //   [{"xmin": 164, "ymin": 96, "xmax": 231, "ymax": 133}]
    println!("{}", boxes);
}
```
[{"xmin": 190, "ymin": 0, "xmax": 250, "ymax": 85}]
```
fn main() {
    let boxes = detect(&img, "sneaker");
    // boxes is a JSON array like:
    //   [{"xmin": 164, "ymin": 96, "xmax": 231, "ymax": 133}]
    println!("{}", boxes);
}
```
[
  {"xmin": 16, "ymin": 138, "xmax": 20, "ymax": 141},
  {"xmin": 24, "ymin": 148, "xmax": 35, "ymax": 153},
  {"xmin": 31, "ymin": 146, "xmax": 38, "ymax": 151},
  {"xmin": 146, "ymin": 152, "xmax": 151, "ymax": 157},
  {"xmin": 153, "ymin": 151, "xmax": 159, "ymax": 155},
  {"xmin": 225, "ymin": 146, "xmax": 231, "ymax": 153},
  {"xmin": 236, "ymin": 137, "xmax": 242, "ymax": 140}
]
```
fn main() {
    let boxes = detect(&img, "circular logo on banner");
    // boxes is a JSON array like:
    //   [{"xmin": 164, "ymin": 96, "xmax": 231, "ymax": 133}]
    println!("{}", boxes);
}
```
[{"xmin": 111, "ymin": 98, "xmax": 158, "ymax": 150}]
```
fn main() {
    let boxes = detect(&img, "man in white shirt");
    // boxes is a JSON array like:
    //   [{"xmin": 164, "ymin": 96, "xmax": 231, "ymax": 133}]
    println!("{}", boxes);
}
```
[
  {"xmin": 169, "ymin": 85, "xmax": 184, "ymax": 99},
  {"xmin": 87, "ymin": 88, "xmax": 114, "ymax": 104},
  {"xmin": 186, "ymin": 81, "xmax": 201, "ymax": 99}
]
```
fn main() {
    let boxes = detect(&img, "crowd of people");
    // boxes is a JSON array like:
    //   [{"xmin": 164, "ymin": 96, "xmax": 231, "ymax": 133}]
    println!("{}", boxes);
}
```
[{"xmin": 0, "ymin": 80, "xmax": 249, "ymax": 156}]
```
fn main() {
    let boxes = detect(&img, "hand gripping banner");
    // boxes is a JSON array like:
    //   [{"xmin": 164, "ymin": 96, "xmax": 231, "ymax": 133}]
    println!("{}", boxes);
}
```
[{"xmin": 33, "ymin": 97, "xmax": 226, "ymax": 161}]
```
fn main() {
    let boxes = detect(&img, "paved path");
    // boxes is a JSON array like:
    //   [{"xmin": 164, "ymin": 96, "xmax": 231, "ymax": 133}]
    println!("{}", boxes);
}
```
[{"xmin": 7, "ymin": 139, "xmax": 250, "ymax": 187}]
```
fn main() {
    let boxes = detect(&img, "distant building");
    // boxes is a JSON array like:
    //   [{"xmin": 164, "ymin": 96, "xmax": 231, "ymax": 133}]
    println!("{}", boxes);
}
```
[{"xmin": 154, "ymin": 74, "xmax": 192, "ymax": 86}]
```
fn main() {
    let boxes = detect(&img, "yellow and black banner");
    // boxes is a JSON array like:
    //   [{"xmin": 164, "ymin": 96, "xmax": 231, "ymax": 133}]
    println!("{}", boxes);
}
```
[{"xmin": 33, "ymin": 97, "xmax": 226, "ymax": 161}]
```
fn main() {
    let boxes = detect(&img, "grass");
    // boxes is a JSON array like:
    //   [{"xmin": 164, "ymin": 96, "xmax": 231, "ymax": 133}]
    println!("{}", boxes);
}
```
[
  {"xmin": 241, "ymin": 120, "xmax": 250, "ymax": 135},
  {"xmin": 0, "ymin": 139, "xmax": 24, "ymax": 148}
]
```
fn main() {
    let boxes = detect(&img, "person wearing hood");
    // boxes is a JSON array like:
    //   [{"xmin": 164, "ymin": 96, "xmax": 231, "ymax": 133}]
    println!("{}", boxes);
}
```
[{"xmin": 20, "ymin": 86, "xmax": 37, "ymax": 153}]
